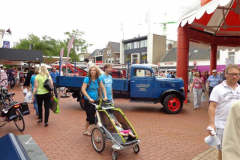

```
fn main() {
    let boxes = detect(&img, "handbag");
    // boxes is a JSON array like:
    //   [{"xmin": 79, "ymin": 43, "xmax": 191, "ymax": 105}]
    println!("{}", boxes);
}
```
[
  {"xmin": 43, "ymin": 75, "xmax": 53, "ymax": 91},
  {"xmin": 50, "ymin": 96, "xmax": 59, "ymax": 114},
  {"xmin": 201, "ymin": 93, "xmax": 206, "ymax": 102}
]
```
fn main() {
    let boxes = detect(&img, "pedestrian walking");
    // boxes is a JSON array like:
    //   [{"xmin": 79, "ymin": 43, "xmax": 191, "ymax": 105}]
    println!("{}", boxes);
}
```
[
  {"xmin": 7, "ymin": 66, "xmax": 16, "ymax": 90},
  {"xmin": 24, "ymin": 66, "xmax": 35, "ymax": 90},
  {"xmin": 30, "ymin": 68, "xmax": 39, "ymax": 116},
  {"xmin": 208, "ymin": 64, "xmax": 240, "ymax": 160},
  {"xmin": 32, "ymin": 66, "xmax": 53, "ymax": 127},
  {"xmin": 190, "ymin": 71, "xmax": 204, "ymax": 110},
  {"xmin": 99, "ymin": 64, "xmax": 113, "ymax": 102},
  {"xmin": 206, "ymin": 69, "xmax": 222, "ymax": 97},
  {"xmin": 50, "ymin": 67, "xmax": 59, "ymax": 98},
  {"xmin": 222, "ymin": 100, "xmax": 240, "ymax": 160},
  {"xmin": 81, "ymin": 66, "xmax": 107, "ymax": 136}
]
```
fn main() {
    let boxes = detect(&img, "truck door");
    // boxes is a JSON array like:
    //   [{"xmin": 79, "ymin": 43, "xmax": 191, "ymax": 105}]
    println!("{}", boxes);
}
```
[{"xmin": 130, "ymin": 68, "xmax": 155, "ymax": 98}]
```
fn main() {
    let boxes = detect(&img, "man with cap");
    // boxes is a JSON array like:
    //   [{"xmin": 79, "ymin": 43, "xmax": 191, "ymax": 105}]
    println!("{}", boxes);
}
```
[{"xmin": 206, "ymin": 69, "xmax": 222, "ymax": 97}]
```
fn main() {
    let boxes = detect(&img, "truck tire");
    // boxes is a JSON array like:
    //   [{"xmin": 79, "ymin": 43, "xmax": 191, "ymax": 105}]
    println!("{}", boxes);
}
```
[
  {"xmin": 79, "ymin": 94, "xmax": 85, "ymax": 110},
  {"xmin": 163, "ymin": 94, "xmax": 183, "ymax": 114}
]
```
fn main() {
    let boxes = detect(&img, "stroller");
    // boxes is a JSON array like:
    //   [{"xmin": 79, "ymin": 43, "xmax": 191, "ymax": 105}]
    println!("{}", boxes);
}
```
[{"xmin": 90, "ymin": 100, "xmax": 140, "ymax": 160}]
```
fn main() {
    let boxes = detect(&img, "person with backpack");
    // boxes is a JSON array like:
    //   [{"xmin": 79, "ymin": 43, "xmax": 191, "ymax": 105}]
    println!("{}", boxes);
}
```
[{"xmin": 81, "ymin": 66, "xmax": 107, "ymax": 136}]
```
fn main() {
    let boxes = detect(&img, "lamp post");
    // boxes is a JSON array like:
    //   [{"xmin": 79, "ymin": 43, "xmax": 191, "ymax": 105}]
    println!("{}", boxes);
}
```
[{"xmin": 0, "ymin": 29, "xmax": 12, "ymax": 48}]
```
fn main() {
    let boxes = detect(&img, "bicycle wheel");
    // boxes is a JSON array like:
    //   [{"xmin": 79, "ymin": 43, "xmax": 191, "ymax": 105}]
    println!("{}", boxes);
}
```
[{"xmin": 14, "ymin": 109, "xmax": 25, "ymax": 132}]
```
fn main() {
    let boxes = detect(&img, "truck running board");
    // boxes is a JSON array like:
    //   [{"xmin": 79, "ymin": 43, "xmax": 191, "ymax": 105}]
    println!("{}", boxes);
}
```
[{"xmin": 129, "ymin": 100, "xmax": 155, "ymax": 104}]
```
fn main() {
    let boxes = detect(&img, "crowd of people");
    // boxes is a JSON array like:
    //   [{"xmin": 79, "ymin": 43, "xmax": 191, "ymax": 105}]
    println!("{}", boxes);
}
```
[
  {"xmin": 0, "ymin": 65, "xmax": 59, "ymax": 127},
  {"xmin": 1, "ymin": 64, "xmax": 240, "ymax": 159}
]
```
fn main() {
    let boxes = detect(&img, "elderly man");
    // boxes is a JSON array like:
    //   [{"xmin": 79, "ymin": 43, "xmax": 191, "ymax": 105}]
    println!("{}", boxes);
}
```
[
  {"xmin": 206, "ymin": 69, "xmax": 222, "ymax": 97},
  {"xmin": 208, "ymin": 64, "xmax": 240, "ymax": 160},
  {"xmin": 50, "ymin": 67, "xmax": 59, "ymax": 98}
]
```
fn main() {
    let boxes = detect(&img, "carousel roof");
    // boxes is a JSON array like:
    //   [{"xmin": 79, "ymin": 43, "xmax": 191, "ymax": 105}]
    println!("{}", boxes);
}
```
[{"xmin": 178, "ymin": 0, "xmax": 240, "ymax": 36}]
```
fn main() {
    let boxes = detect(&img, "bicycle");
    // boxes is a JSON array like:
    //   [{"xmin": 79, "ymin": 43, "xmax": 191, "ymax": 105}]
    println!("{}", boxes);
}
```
[{"xmin": 0, "ymin": 79, "xmax": 25, "ymax": 132}]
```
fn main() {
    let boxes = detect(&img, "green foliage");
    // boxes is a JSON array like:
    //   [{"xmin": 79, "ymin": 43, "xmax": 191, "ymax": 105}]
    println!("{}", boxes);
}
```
[{"xmin": 13, "ymin": 29, "xmax": 92, "ymax": 62}]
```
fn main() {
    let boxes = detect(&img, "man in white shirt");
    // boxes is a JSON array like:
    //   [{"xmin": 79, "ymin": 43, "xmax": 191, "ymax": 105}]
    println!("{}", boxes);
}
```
[
  {"xmin": 222, "ymin": 100, "xmax": 240, "ymax": 160},
  {"xmin": 208, "ymin": 64, "xmax": 240, "ymax": 160}
]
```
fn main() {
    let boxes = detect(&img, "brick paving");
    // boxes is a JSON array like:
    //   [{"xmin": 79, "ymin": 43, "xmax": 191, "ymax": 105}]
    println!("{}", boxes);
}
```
[{"xmin": 0, "ymin": 87, "xmax": 218, "ymax": 160}]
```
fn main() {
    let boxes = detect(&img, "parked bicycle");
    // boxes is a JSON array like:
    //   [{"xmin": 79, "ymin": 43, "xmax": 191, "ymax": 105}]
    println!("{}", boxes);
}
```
[{"xmin": 0, "ymin": 79, "xmax": 25, "ymax": 132}]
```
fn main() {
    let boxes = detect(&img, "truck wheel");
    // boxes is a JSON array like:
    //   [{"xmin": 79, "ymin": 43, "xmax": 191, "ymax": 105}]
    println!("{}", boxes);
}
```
[
  {"xmin": 79, "ymin": 94, "xmax": 85, "ymax": 110},
  {"xmin": 163, "ymin": 94, "xmax": 183, "ymax": 114}
]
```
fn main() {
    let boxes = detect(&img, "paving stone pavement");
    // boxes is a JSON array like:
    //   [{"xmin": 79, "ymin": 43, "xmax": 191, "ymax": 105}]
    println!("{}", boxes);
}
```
[{"xmin": 0, "ymin": 87, "xmax": 218, "ymax": 160}]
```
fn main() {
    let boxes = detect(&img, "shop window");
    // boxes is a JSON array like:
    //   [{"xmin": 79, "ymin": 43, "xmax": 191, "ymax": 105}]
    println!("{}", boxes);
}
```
[
  {"xmin": 229, "ymin": 52, "xmax": 235, "ymax": 63},
  {"xmin": 140, "ymin": 52, "xmax": 147, "ymax": 63}
]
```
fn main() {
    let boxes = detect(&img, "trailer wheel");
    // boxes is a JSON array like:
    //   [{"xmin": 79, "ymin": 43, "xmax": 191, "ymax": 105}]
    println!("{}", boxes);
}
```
[
  {"xmin": 163, "ymin": 94, "xmax": 183, "ymax": 114},
  {"xmin": 79, "ymin": 94, "xmax": 85, "ymax": 110}
]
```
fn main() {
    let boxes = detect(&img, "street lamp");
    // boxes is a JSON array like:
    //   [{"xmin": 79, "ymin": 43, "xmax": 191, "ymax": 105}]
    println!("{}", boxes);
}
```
[{"xmin": 0, "ymin": 28, "xmax": 12, "ymax": 48}]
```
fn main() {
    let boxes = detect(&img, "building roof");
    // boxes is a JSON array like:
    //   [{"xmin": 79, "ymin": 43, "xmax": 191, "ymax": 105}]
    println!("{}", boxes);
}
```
[
  {"xmin": 122, "ymin": 36, "xmax": 147, "ymax": 43},
  {"xmin": 88, "ymin": 49, "xmax": 101, "ymax": 58},
  {"xmin": 161, "ymin": 47, "xmax": 220, "ymax": 62},
  {"xmin": 109, "ymin": 42, "xmax": 120, "ymax": 52}
]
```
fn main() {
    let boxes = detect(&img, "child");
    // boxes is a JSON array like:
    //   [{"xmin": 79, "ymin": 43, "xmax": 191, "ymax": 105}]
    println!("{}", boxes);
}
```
[{"xmin": 111, "ymin": 118, "xmax": 136, "ymax": 139}]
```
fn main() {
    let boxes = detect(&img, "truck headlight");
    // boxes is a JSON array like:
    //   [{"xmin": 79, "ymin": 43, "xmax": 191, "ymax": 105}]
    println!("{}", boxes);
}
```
[{"xmin": 180, "ymin": 87, "xmax": 184, "ymax": 92}]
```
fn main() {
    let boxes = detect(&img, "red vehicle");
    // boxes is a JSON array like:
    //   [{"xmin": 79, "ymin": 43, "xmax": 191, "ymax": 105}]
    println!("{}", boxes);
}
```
[{"xmin": 52, "ymin": 62, "xmax": 87, "ymax": 76}]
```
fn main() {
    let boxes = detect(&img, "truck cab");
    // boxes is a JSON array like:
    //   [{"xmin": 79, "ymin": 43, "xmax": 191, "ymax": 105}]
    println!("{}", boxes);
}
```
[{"xmin": 129, "ymin": 64, "xmax": 185, "ymax": 113}]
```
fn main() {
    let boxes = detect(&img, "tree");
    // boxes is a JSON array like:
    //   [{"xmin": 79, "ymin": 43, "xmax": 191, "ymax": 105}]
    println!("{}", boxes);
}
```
[
  {"xmin": 13, "ymin": 30, "xmax": 92, "ymax": 62},
  {"xmin": 64, "ymin": 29, "xmax": 92, "ymax": 61}
]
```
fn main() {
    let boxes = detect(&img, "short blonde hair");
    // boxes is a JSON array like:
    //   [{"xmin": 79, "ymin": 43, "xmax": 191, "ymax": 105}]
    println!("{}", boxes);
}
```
[
  {"xmin": 87, "ymin": 66, "xmax": 100, "ymax": 78},
  {"xmin": 225, "ymin": 64, "xmax": 240, "ymax": 74},
  {"xmin": 39, "ymin": 66, "xmax": 49, "ymax": 76}
]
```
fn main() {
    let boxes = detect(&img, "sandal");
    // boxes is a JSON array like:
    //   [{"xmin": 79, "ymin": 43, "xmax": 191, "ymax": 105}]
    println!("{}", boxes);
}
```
[{"xmin": 83, "ymin": 131, "xmax": 91, "ymax": 136}]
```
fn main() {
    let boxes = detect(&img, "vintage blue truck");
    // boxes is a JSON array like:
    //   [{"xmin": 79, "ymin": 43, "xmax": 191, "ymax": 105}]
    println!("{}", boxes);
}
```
[{"xmin": 57, "ymin": 64, "xmax": 185, "ymax": 114}]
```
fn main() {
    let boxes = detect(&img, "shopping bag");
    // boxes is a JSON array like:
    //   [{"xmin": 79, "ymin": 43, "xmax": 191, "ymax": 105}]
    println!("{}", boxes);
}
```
[
  {"xmin": 24, "ymin": 91, "xmax": 32, "ymax": 103},
  {"xmin": 201, "ymin": 94, "xmax": 206, "ymax": 102},
  {"xmin": 23, "ymin": 88, "xmax": 28, "ymax": 97},
  {"xmin": 50, "ymin": 96, "xmax": 59, "ymax": 114}
]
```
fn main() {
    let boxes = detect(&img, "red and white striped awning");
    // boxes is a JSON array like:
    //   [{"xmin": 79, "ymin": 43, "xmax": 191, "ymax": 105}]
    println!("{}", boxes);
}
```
[{"xmin": 178, "ymin": 0, "xmax": 240, "ymax": 36}]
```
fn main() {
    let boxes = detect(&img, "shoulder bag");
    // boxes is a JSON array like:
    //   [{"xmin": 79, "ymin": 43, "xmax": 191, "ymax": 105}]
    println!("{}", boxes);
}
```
[{"xmin": 43, "ymin": 75, "xmax": 53, "ymax": 91}]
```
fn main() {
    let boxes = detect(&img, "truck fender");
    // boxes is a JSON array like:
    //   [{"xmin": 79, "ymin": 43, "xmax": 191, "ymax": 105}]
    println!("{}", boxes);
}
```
[{"xmin": 154, "ymin": 89, "xmax": 185, "ymax": 104}]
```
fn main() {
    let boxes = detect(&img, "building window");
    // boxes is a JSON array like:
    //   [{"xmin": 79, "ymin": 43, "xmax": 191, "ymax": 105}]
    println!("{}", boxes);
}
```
[
  {"xmin": 125, "ymin": 43, "xmax": 132, "ymax": 50},
  {"xmin": 134, "ymin": 42, "xmax": 139, "ymax": 49},
  {"xmin": 116, "ymin": 57, "xmax": 120, "ymax": 64},
  {"xmin": 229, "ymin": 52, "xmax": 235, "ymax": 63},
  {"xmin": 105, "ymin": 58, "xmax": 108, "ymax": 63},
  {"xmin": 140, "ymin": 52, "xmax": 147, "ymax": 63},
  {"xmin": 140, "ymin": 40, "xmax": 147, "ymax": 48}
]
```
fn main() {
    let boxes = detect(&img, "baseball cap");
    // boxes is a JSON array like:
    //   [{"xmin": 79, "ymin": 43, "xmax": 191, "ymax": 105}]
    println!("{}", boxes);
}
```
[{"xmin": 212, "ymin": 69, "xmax": 217, "ymax": 72}]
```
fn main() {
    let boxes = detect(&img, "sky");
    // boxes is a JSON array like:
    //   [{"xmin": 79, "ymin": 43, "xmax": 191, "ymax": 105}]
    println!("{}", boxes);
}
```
[{"xmin": 1, "ymin": 0, "xmax": 181, "ymax": 53}]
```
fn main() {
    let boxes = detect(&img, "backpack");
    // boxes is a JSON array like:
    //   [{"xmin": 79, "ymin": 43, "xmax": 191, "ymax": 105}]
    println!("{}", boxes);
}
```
[{"xmin": 87, "ymin": 77, "xmax": 100, "ymax": 89}]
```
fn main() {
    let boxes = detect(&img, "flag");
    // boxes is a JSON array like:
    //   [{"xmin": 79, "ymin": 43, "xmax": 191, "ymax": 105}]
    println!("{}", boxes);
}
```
[
  {"xmin": 60, "ymin": 48, "xmax": 64, "ymax": 72},
  {"xmin": 66, "ymin": 37, "xmax": 74, "ymax": 76},
  {"xmin": 60, "ymin": 48, "xmax": 64, "ymax": 57},
  {"xmin": 67, "ymin": 36, "xmax": 74, "ymax": 60}
]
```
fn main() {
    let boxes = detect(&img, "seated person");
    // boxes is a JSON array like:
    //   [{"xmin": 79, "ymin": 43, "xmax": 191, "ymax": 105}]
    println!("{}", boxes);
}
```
[{"xmin": 111, "ymin": 118, "xmax": 136, "ymax": 139}]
